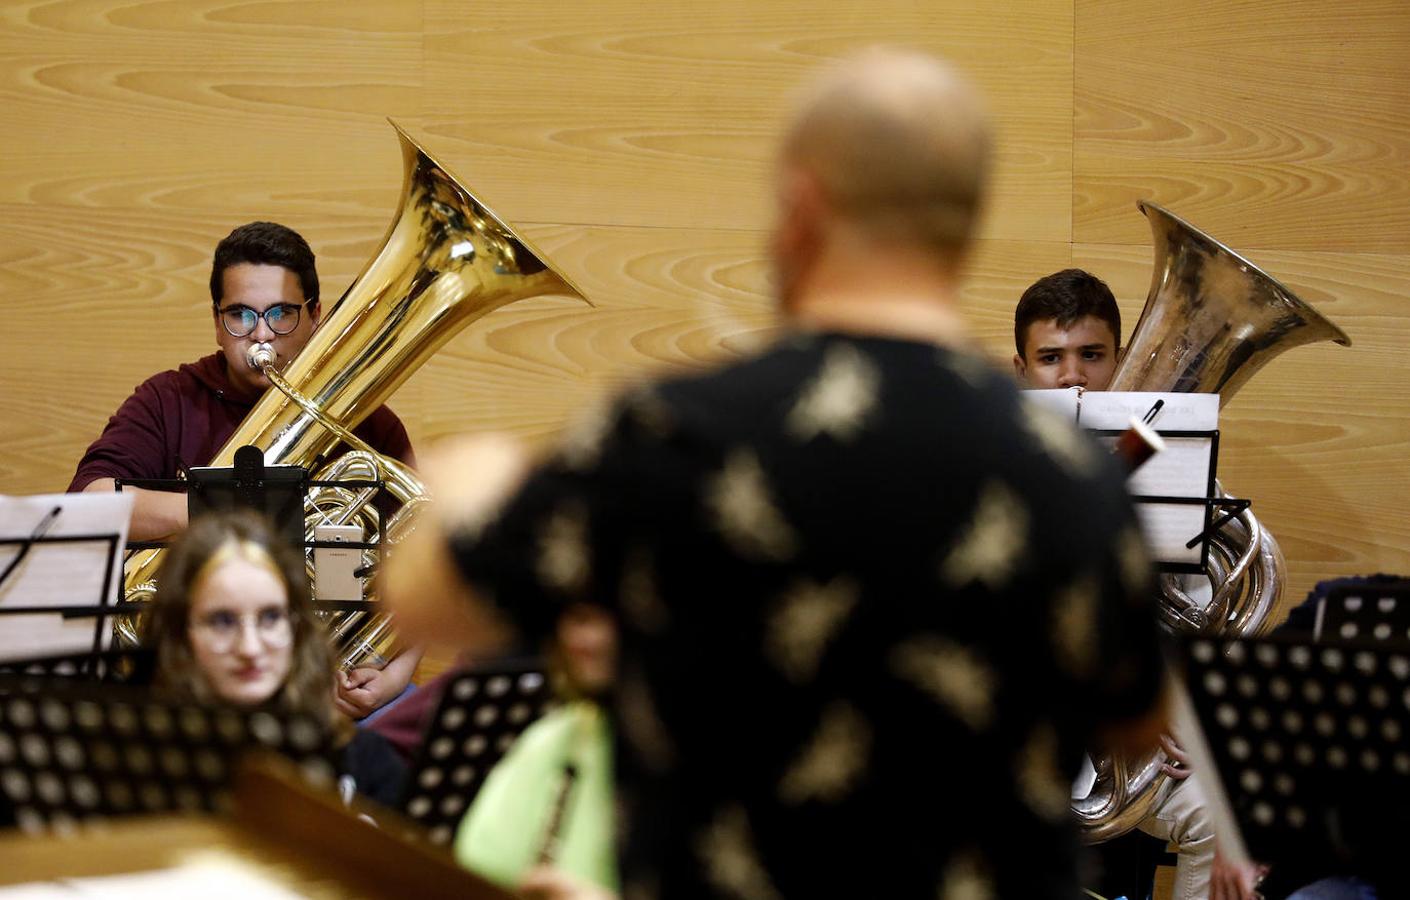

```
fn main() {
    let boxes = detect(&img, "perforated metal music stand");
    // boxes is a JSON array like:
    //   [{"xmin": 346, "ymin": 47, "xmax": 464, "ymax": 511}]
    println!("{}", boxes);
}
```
[
  {"xmin": 0, "ymin": 647, "xmax": 154, "ymax": 684},
  {"xmin": 1181, "ymin": 635, "xmax": 1410, "ymax": 893},
  {"xmin": 1314, "ymin": 580, "xmax": 1410, "ymax": 645},
  {"xmin": 0, "ymin": 674, "xmax": 337, "ymax": 835},
  {"xmin": 398, "ymin": 660, "xmax": 551, "ymax": 846}
]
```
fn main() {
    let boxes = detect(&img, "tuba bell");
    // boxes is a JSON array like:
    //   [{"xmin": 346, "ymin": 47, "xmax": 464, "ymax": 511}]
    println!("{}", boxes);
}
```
[
  {"xmin": 1072, "ymin": 200, "xmax": 1351, "ymax": 842},
  {"xmin": 120, "ymin": 121, "xmax": 588, "ymax": 670}
]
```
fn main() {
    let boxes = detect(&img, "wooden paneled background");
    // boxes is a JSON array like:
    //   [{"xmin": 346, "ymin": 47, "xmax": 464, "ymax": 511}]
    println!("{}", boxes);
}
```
[{"xmin": 2, "ymin": 0, "xmax": 1408, "ymax": 623}]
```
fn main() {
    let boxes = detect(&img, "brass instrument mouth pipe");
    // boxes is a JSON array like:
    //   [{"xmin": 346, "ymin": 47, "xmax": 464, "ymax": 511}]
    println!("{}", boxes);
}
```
[{"xmin": 258, "ymin": 358, "xmax": 400, "ymax": 471}]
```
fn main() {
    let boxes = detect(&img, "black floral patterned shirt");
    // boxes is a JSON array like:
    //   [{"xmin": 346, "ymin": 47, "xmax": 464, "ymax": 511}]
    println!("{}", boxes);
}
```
[{"xmin": 449, "ymin": 331, "xmax": 1165, "ymax": 899}]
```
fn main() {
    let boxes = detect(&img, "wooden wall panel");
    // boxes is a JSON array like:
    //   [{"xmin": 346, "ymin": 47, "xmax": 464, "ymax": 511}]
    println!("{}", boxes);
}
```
[
  {"xmin": 391, "ymin": 223, "xmax": 778, "ymax": 449},
  {"xmin": 421, "ymin": 0, "xmax": 1074, "ymax": 240},
  {"xmin": 360, "ymin": 230, "xmax": 1076, "ymax": 449},
  {"xmin": 2, "ymin": 0, "xmax": 1408, "ymax": 630},
  {"xmin": 1073, "ymin": 0, "xmax": 1410, "ymax": 609},
  {"xmin": 1074, "ymin": 0, "xmax": 1410, "ymax": 251},
  {"xmin": 0, "ymin": 0, "xmax": 424, "ymax": 221}
]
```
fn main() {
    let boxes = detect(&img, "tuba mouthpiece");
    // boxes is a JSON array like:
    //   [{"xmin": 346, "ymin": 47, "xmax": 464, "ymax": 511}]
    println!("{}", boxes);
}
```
[{"xmin": 246, "ymin": 342, "xmax": 276, "ymax": 371}]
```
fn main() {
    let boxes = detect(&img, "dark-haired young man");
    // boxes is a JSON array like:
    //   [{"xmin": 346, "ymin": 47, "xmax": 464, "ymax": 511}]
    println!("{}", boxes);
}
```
[
  {"xmin": 70, "ymin": 221, "xmax": 414, "ymax": 536},
  {"xmin": 1014, "ymin": 269, "xmax": 1266, "ymax": 899},
  {"xmin": 1012, "ymin": 268, "xmax": 1121, "ymax": 391},
  {"xmin": 69, "ymin": 221, "xmax": 420, "ymax": 719}
]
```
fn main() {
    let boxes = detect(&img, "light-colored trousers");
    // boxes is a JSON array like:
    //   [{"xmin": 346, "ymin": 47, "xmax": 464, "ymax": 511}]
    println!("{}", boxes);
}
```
[{"xmin": 1137, "ymin": 774, "xmax": 1215, "ymax": 900}]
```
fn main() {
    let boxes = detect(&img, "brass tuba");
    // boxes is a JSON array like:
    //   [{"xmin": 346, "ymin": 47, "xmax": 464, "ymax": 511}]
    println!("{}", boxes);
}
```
[
  {"xmin": 120, "ymin": 121, "xmax": 588, "ymax": 669},
  {"xmin": 1072, "ymin": 200, "xmax": 1351, "ymax": 842}
]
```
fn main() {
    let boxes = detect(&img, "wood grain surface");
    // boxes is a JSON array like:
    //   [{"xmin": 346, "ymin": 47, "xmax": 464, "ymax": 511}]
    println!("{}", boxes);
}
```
[
  {"xmin": 420, "ymin": 0, "xmax": 1074, "ymax": 240},
  {"xmin": 1075, "ymin": 0, "xmax": 1410, "ymax": 251},
  {"xmin": 2, "ymin": 0, "xmax": 1408, "ymax": 624}
]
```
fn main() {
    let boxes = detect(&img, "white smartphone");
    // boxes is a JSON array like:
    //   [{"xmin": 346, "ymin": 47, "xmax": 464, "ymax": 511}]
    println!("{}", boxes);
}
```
[{"xmin": 314, "ymin": 523, "xmax": 365, "ymax": 602}]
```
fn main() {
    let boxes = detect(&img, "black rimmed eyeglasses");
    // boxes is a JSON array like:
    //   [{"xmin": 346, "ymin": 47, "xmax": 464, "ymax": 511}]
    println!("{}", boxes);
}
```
[{"xmin": 216, "ymin": 302, "xmax": 310, "ymax": 338}]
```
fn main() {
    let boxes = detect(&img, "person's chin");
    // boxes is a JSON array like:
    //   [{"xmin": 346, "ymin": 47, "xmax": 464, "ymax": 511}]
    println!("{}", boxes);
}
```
[
  {"xmin": 218, "ymin": 677, "xmax": 278, "ymax": 708},
  {"xmin": 223, "ymin": 360, "xmax": 268, "ymax": 392}
]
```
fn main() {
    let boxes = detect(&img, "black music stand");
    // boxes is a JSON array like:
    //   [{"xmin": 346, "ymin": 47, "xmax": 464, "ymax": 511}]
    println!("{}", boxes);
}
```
[
  {"xmin": 1314, "ymin": 580, "xmax": 1410, "ymax": 645},
  {"xmin": 119, "ymin": 444, "xmax": 387, "ymax": 543},
  {"xmin": 0, "ymin": 674, "xmax": 337, "ymax": 835},
  {"xmin": 1180, "ymin": 634, "xmax": 1410, "ymax": 894},
  {"xmin": 187, "ymin": 446, "xmax": 308, "ymax": 558},
  {"xmin": 398, "ymin": 660, "xmax": 551, "ymax": 846},
  {"xmin": 0, "ymin": 647, "xmax": 154, "ymax": 685},
  {"xmin": 125, "ymin": 446, "xmax": 390, "ymax": 613}
]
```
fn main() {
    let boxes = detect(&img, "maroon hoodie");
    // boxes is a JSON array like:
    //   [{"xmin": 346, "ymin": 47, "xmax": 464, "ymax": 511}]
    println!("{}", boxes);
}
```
[{"xmin": 68, "ymin": 352, "xmax": 413, "ymax": 491}]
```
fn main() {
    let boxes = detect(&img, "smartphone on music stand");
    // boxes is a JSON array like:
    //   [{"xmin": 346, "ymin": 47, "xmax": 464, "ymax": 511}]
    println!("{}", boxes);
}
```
[{"xmin": 314, "ymin": 523, "xmax": 364, "ymax": 603}]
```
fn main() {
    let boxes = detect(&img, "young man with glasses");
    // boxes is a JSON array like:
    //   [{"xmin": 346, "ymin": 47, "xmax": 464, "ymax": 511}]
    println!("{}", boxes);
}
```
[{"xmin": 69, "ymin": 221, "xmax": 420, "ymax": 720}]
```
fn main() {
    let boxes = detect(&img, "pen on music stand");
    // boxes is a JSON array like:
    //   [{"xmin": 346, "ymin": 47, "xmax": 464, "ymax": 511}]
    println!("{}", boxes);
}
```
[
  {"xmin": 0, "ymin": 504, "xmax": 62, "ymax": 587},
  {"xmin": 1142, "ymin": 398, "xmax": 1165, "ymax": 426}
]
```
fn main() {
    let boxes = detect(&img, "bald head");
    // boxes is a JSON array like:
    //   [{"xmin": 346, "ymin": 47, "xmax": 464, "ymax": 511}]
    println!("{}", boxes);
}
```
[{"xmin": 782, "ymin": 50, "xmax": 992, "ymax": 259}]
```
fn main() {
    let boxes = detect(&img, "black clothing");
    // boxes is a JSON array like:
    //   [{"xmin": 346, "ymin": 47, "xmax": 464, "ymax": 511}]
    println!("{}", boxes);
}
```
[
  {"xmin": 344, "ymin": 727, "xmax": 407, "ymax": 809},
  {"xmin": 450, "ymin": 333, "xmax": 1166, "ymax": 897}
]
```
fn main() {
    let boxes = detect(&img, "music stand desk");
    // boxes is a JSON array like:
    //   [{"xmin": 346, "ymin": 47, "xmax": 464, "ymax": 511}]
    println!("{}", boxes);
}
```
[
  {"xmin": 400, "ymin": 659, "xmax": 551, "ymax": 846},
  {"xmin": 0, "ymin": 756, "xmax": 513, "ymax": 900}
]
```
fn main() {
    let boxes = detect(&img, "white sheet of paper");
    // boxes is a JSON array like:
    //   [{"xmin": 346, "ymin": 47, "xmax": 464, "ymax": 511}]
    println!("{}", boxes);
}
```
[
  {"xmin": 1134, "ymin": 502, "xmax": 1207, "ymax": 567},
  {"xmin": 1078, "ymin": 391, "xmax": 1219, "ymax": 432},
  {"xmin": 1124, "ymin": 436, "xmax": 1215, "ymax": 499},
  {"xmin": 1081, "ymin": 392, "xmax": 1219, "ymax": 566},
  {"xmin": 1020, "ymin": 386, "xmax": 1081, "ymax": 422},
  {"xmin": 0, "ymin": 492, "xmax": 134, "ymax": 659}
]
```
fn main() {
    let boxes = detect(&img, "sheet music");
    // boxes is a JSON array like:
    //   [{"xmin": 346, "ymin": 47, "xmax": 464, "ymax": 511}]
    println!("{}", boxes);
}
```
[
  {"xmin": 1020, "ymin": 386, "xmax": 1081, "ymax": 421},
  {"xmin": 1131, "ymin": 501, "xmax": 1208, "ymax": 567},
  {"xmin": 1077, "ymin": 391, "xmax": 1218, "ymax": 432},
  {"xmin": 0, "ymin": 492, "xmax": 133, "ymax": 659},
  {"xmin": 1081, "ymin": 392, "xmax": 1219, "ymax": 567}
]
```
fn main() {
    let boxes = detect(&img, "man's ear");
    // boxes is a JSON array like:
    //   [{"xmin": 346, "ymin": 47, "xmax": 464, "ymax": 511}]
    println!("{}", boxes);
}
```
[
  {"xmin": 1012, "ymin": 352, "xmax": 1028, "ymax": 383},
  {"xmin": 777, "ymin": 171, "xmax": 821, "ymax": 250},
  {"xmin": 772, "ymin": 167, "xmax": 830, "ymax": 310},
  {"xmin": 308, "ymin": 300, "xmax": 322, "ymax": 327},
  {"xmin": 796, "ymin": 168, "xmax": 839, "ymax": 238}
]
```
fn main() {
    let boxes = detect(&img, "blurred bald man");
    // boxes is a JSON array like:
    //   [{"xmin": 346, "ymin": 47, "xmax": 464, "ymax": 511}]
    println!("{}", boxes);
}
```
[{"xmin": 385, "ymin": 50, "xmax": 1167, "ymax": 898}]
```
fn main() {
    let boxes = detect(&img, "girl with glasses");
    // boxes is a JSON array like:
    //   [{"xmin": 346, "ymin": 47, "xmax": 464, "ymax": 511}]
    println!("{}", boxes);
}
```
[{"xmin": 142, "ymin": 509, "xmax": 405, "ymax": 807}]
